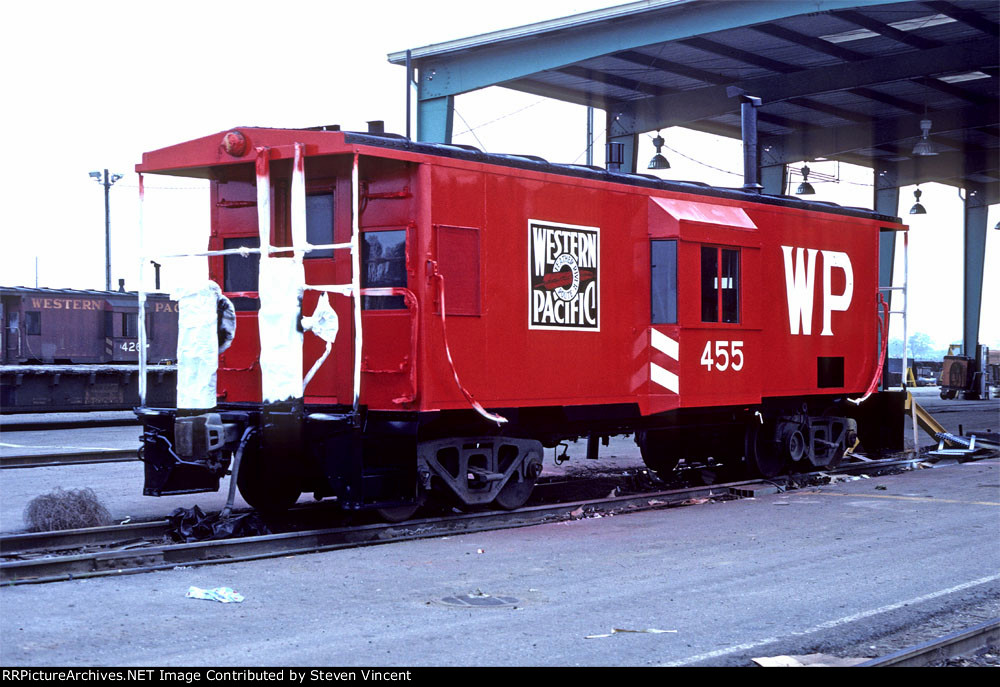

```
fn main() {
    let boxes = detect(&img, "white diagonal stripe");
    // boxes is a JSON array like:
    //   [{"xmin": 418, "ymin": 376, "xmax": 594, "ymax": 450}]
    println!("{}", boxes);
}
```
[
  {"xmin": 650, "ymin": 329, "xmax": 678, "ymax": 360},
  {"xmin": 650, "ymin": 362, "xmax": 678, "ymax": 393}
]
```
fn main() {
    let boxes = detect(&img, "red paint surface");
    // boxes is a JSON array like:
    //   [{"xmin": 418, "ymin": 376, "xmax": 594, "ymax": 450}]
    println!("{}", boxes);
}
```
[{"xmin": 138, "ymin": 129, "xmax": 902, "ymax": 415}]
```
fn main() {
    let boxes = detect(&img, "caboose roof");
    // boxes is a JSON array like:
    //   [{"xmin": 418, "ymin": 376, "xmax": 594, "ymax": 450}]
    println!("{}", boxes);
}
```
[{"xmin": 137, "ymin": 126, "xmax": 901, "ymax": 224}]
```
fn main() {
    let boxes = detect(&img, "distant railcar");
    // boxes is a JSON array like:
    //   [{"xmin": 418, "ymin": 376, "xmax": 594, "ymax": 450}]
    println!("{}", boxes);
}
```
[
  {"xmin": 0, "ymin": 287, "xmax": 177, "ymax": 411},
  {"xmin": 135, "ymin": 127, "xmax": 905, "ymax": 518}
]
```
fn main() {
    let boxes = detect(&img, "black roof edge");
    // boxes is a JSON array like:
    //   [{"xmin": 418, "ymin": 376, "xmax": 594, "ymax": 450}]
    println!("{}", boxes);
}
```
[{"xmin": 343, "ymin": 132, "xmax": 901, "ymax": 224}]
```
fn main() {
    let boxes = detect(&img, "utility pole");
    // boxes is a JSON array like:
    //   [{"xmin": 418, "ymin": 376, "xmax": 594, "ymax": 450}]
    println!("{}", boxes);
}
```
[{"xmin": 90, "ymin": 169, "xmax": 123, "ymax": 291}]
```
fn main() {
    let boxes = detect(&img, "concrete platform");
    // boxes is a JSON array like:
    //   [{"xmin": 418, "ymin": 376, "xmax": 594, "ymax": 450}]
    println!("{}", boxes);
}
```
[{"xmin": 1, "ymin": 457, "xmax": 997, "ymax": 666}]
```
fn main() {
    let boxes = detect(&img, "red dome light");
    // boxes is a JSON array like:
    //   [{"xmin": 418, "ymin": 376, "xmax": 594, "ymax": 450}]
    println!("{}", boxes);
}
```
[{"xmin": 221, "ymin": 130, "xmax": 248, "ymax": 157}]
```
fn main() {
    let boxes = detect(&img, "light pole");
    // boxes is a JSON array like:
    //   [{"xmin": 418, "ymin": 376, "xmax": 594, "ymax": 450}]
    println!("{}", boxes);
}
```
[{"xmin": 89, "ymin": 169, "xmax": 123, "ymax": 291}]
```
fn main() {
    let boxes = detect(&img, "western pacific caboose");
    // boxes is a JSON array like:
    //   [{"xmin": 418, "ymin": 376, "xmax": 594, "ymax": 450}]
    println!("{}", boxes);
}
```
[
  {"xmin": 135, "ymin": 127, "xmax": 904, "ymax": 518},
  {"xmin": 1, "ymin": 286, "xmax": 177, "ymax": 412}
]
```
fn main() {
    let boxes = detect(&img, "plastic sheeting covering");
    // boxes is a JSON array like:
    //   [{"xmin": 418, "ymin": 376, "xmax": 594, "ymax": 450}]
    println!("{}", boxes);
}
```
[
  {"xmin": 173, "ymin": 281, "xmax": 227, "ymax": 409},
  {"xmin": 302, "ymin": 293, "xmax": 339, "ymax": 344},
  {"xmin": 218, "ymin": 295, "xmax": 236, "ymax": 353},
  {"xmin": 257, "ymin": 258, "xmax": 304, "ymax": 403},
  {"xmin": 302, "ymin": 293, "xmax": 339, "ymax": 393},
  {"xmin": 168, "ymin": 505, "xmax": 270, "ymax": 542}
]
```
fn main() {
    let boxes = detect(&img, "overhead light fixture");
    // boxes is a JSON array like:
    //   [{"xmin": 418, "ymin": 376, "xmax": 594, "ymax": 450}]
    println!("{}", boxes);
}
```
[
  {"xmin": 912, "ymin": 119, "xmax": 938, "ymax": 156},
  {"xmin": 648, "ymin": 131, "xmax": 670, "ymax": 170},
  {"xmin": 910, "ymin": 187, "xmax": 927, "ymax": 215},
  {"xmin": 796, "ymin": 164, "xmax": 815, "ymax": 195}
]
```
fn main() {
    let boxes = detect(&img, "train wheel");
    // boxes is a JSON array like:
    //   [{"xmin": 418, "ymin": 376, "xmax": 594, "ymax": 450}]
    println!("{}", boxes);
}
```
[
  {"xmin": 375, "ymin": 504, "xmax": 421, "ymax": 523},
  {"xmin": 636, "ymin": 430, "xmax": 681, "ymax": 475},
  {"xmin": 493, "ymin": 454, "xmax": 543, "ymax": 510},
  {"xmin": 236, "ymin": 442, "xmax": 302, "ymax": 513},
  {"xmin": 493, "ymin": 475, "xmax": 537, "ymax": 510},
  {"xmin": 376, "ymin": 489, "xmax": 426, "ymax": 523},
  {"xmin": 746, "ymin": 421, "xmax": 785, "ymax": 478}
]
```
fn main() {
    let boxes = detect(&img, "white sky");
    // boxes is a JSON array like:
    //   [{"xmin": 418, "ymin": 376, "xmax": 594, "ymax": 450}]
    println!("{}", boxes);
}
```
[{"xmin": 2, "ymin": 0, "xmax": 996, "ymax": 350}]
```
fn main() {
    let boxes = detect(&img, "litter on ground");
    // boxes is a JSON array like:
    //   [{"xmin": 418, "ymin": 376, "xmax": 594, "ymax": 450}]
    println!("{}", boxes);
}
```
[
  {"xmin": 585, "ymin": 628, "xmax": 678, "ymax": 638},
  {"xmin": 186, "ymin": 586, "xmax": 245, "ymax": 603},
  {"xmin": 752, "ymin": 653, "xmax": 869, "ymax": 667}
]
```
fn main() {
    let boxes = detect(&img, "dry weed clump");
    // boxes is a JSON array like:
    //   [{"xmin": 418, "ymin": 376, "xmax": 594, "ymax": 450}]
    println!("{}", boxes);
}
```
[{"xmin": 23, "ymin": 487, "xmax": 113, "ymax": 532}]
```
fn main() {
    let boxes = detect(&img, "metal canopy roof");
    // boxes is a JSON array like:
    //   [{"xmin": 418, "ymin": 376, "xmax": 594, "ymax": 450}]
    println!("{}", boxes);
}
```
[{"xmin": 389, "ymin": 0, "xmax": 999, "ymax": 203}]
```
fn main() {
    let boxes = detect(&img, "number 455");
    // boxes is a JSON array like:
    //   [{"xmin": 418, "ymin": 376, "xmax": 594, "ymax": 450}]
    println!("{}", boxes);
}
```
[{"xmin": 700, "ymin": 340, "xmax": 744, "ymax": 372}]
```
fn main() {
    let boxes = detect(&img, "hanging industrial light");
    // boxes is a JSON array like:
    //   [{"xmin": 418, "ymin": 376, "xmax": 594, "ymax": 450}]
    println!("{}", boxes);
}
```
[
  {"xmin": 648, "ymin": 131, "xmax": 670, "ymax": 170},
  {"xmin": 911, "ymin": 118, "xmax": 938, "ymax": 156},
  {"xmin": 909, "ymin": 187, "xmax": 927, "ymax": 214},
  {"xmin": 796, "ymin": 164, "xmax": 816, "ymax": 195}
]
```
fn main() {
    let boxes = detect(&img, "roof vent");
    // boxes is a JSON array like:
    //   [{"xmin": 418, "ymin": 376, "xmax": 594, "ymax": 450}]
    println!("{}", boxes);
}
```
[{"xmin": 367, "ymin": 120, "xmax": 385, "ymax": 134}]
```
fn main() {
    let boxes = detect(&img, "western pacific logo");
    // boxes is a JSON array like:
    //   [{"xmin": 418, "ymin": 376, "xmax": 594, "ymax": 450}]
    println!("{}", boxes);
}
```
[
  {"xmin": 781, "ymin": 245, "xmax": 854, "ymax": 336},
  {"xmin": 529, "ymin": 220, "xmax": 599, "ymax": 331}
]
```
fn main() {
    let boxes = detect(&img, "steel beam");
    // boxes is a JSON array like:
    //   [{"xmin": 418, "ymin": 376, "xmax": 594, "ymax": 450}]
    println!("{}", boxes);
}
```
[
  {"xmin": 760, "ymin": 164, "xmax": 787, "ymax": 195},
  {"xmin": 393, "ymin": 1, "xmax": 903, "ymax": 101},
  {"xmin": 417, "ymin": 95, "xmax": 454, "ymax": 144},
  {"xmin": 874, "ymin": 165, "xmax": 900, "ymax": 291},
  {"xmin": 963, "ymin": 192, "xmax": 990, "ymax": 357},
  {"xmin": 619, "ymin": 42, "xmax": 993, "ymax": 133},
  {"xmin": 833, "ymin": 9, "xmax": 941, "ymax": 50},
  {"xmin": 556, "ymin": 65, "xmax": 670, "ymax": 98},
  {"xmin": 924, "ymin": 1, "xmax": 1000, "ymax": 35},
  {"xmin": 750, "ymin": 23, "xmax": 869, "ymax": 62},
  {"xmin": 502, "ymin": 80, "xmax": 614, "ymax": 110},
  {"xmin": 874, "ymin": 167, "xmax": 899, "ymax": 392},
  {"xmin": 760, "ymin": 103, "xmax": 999, "ymax": 165},
  {"xmin": 867, "ymin": 150, "xmax": 999, "ymax": 189}
]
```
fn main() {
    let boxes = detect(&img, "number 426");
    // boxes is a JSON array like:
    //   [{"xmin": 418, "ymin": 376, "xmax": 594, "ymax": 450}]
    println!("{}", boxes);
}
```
[{"xmin": 700, "ymin": 340, "xmax": 744, "ymax": 371}]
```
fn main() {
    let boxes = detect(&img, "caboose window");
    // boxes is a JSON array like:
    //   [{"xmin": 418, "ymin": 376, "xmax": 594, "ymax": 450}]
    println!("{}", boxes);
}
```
[
  {"xmin": 223, "ymin": 237, "xmax": 261, "ymax": 294},
  {"xmin": 701, "ymin": 246, "xmax": 740, "ymax": 324},
  {"xmin": 305, "ymin": 193, "xmax": 334, "ymax": 258},
  {"xmin": 121, "ymin": 312, "xmax": 138, "ymax": 338},
  {"xmin": 24, "ymin": 311, "xmax": 41, "ymax": 336},
  {"xmin": 701, "ymin": 248, "xmax": 718, "ymax": 322},
  {"xmin": 361, "ymin": 230, "xmax": 406, "ymax": 310},
  {"xmin": 650, "ymin": 240, "xmax": 677, "ymax": 324},
  {"xmin": 721, "ymin": 248, "xmax": 740, "ymax": 323}
]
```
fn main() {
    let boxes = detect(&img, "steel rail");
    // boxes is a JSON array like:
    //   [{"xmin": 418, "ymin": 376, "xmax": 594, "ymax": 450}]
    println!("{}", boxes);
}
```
[
  {"xmin": 1, "ymin": 520, "xmax": 170, "ymax": 555},
  {"xmin": 0, "ymin": 418, "xmax": 139, "ymax": 432},
  {"xmin": 859, "ymin": 618, "xmax": 1000, "ymax": 667},
  {"xmin": 0, "ymin": 449, "xmax": 138, "ymax": 469}
]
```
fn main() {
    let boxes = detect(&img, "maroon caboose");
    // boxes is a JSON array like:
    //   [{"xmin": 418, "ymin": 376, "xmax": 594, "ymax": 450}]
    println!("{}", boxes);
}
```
[
  {"xmin": 135, "ymin": 127, "xmax": 904, "ymax": 517},
  {"xmin": 1, "ymin": 287, "xmax": 178, "ymax": 412}
]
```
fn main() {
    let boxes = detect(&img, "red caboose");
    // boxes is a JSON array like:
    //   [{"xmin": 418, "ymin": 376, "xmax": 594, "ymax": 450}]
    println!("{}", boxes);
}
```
[{"xmin": 136, "ymin": 127, "xmax": 904, "ymax": 517}]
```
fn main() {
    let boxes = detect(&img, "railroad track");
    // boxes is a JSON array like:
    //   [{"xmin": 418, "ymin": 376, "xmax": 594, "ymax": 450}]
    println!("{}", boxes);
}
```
[
  {"xmin": 860, "ymin": 618, "xmax": 1000, "ymax": 667},
  {"xmin": 0, "ymin": 455, "xmax": 925, "ymax": 586},
  {"xmin": 0, "ymin": 448, "xmax": 138, "ymax": 469},
  {"xmin": 0, "ymin": 417, "xmax": 139, "ymax": 432}
]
